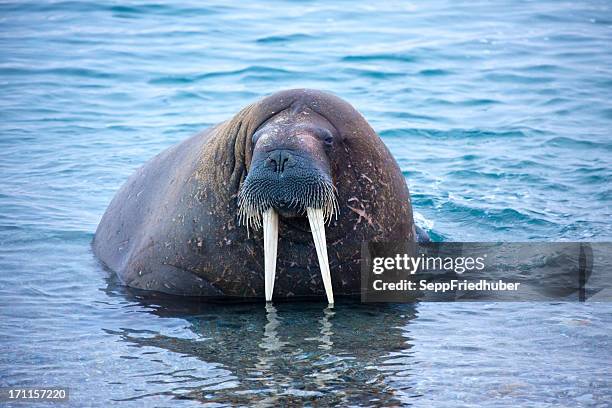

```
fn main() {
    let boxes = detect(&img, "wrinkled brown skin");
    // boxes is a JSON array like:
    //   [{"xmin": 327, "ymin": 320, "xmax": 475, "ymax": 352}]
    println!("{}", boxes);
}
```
[{"xmin": 93, "ymin": 89, "xmax": 415, "ymax": 299}]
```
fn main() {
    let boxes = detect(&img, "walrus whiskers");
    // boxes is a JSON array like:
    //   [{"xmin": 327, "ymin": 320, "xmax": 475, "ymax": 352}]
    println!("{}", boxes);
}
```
[{"xmin": 237, "ymin": 178, "xmax": 338, "ymax": 233}]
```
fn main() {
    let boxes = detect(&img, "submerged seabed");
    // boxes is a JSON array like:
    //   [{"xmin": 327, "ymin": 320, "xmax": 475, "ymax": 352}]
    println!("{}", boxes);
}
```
[{"xmin": 1, "ymin": 1, "xmax": 611, "ymax": 406}]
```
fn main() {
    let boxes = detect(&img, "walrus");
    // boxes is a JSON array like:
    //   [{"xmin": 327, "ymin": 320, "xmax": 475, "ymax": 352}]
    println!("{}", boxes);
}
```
[{"xmin": 93, "ymin": 89, "xmax": 420, "ymax": 303}]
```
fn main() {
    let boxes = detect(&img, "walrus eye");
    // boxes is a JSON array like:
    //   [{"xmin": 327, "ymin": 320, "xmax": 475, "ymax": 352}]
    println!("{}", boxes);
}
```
[{"xmin": 317, "ymin": 128, "xmax": 334, "ymax": 146}]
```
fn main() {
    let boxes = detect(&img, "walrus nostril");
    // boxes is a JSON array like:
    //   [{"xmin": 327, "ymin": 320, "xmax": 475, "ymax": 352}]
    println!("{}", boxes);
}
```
[
  {"xmin": 266, "ymin": 157, "xmax": 278, "ymax": 172},
  {"xmin": 267, "ymin": 150, "xmax": 294, "ymax": 174}
]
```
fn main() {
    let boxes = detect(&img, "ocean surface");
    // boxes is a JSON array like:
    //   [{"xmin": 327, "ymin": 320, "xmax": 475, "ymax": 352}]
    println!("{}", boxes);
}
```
[{"xmin": 1, "ymin": 0, "xmax": 611, "ymax": 406}]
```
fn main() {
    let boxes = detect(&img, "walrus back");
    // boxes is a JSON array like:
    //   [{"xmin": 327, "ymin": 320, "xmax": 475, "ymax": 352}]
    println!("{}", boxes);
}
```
[{"xmin": 92, "ymin": 129, "xmax": 213, "ymax": 280}]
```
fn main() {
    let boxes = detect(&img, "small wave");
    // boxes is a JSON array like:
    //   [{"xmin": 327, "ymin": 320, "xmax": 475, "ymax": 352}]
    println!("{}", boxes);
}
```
[
  {"xmin": 109, "ymin": 4, "xmax": 221, "ymax": 17},
  {"xmin": 413, "ymin": 210, "xmax": 434, "ymax": 230},
  {"xmin": 409, "ymin": 192, "xmax": 436, "ymax": 207},
  {"xmin": 385, "ymin": 111, "xmax": 445, "ymax": 123},
  {"xmin": 517, "ymin": 64, "xmax": 567, "ymax": 73},
  {"xmin": 0, "ymin": 225, "xmax": 94, "ymax": 245},
  {"xmin": 543, "ymin": 137, "xmax": 612, "ymax": 151},
  {"xmin": 459, "ymin": 98, "xmax": 501, "ymax": 106},
  {"xmin": 446, "ymin": 169, "xmax": 503, "ymax": 180},
  {"xmin": 148, "ymin": 66, "xmax": 295, "ymax": 85},
  {"xmin": 420, "ymin": 97, "xmax": 501, "ymax": 107},
  {"xmin": 166, "ymin": 90, "xmax": 212, "ymax": 102},
  {"xmin": 599, "ymin": 108, "xmax": 612, "ymax": 119},
  {"xmin": 341, "ymin": 53, "xmax": 419, "ymax": 63},
  {"xmin": 256, "ymin": 33, "xmax": 315, "ymax": 44},
  {"xmin": 0, "ymin": 67, "xmax": 118, "ymax": 80},
  {"xmin": 483, "ymin": 72, "xmax": 555, "ymax": 84},
  {"xmin": 418, "ymin": 69, "xmax": 452, "ymax": 76},
  {"xmin": 539, "ymin": 97, "xmax": 572, "ymax": 106},
  {"xmin": 0, "ymin": 1, "xmax": 104, "ymax": 13},
  {"xmin": 341, "ymin": 68, "xmax": 405, "ymax": 79},
  {"xmin": 379, "ymin": 128, "xmax": 536, "ymax": 140},
  {"xmin": 441, "ymin": 201, "xmax": 558, "ymax": 229}
]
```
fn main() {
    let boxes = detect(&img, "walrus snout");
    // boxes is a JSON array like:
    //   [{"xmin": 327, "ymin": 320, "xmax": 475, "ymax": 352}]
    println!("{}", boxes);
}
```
[{"xmin": 238, "ymin": 153, "xmax": 334, "ymax": 220}]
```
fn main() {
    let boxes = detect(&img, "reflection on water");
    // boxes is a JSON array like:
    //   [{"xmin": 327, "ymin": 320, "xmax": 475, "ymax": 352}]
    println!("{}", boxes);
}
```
[{"xmin": 104, "ymin": 284, "xmax": 417, "ymax": 406}]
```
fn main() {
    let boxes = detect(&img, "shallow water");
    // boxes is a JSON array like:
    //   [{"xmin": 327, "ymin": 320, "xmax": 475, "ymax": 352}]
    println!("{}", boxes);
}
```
[{"xmin": 1, "ymin": 0, "xmax": 611, "ymax": 406}]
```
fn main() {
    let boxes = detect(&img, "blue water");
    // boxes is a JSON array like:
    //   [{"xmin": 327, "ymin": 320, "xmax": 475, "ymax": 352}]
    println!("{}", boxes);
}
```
[{"xmin": 1, "ymin": 1, "xmax": 611, "ymax": 406}]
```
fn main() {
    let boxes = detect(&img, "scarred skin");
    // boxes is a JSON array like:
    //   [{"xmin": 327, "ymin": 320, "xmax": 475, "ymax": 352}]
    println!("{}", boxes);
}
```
[{"xmin": 93, "ymin": 89, "xmax": 416, "ymax": 299}]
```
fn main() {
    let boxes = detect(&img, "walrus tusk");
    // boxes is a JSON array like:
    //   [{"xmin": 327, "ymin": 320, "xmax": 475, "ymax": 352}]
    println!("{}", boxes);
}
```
[
  {"xmin": 307, "ymin": 207, "xmax": 334, "ymax": 304},
  {"xmin": 263, "ymin": 208, "xmax": 279, "ymax": 302}
]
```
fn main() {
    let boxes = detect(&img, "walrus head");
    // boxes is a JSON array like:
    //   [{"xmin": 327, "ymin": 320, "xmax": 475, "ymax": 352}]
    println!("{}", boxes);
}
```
[
  {"xmin": 237, "ymin": 104, "xmax": 339, "ymax": 303},
  {"xmin": 237, "ymin": 106, "xmax": 339, "ymax": 227}
]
